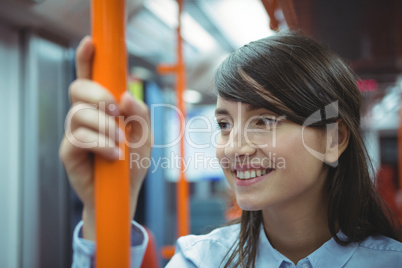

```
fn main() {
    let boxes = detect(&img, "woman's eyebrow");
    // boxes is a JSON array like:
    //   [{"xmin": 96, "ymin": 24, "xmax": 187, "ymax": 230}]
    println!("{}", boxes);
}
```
[
  {"xmin": 215, "ymin": 108, "xmax": 230, "ymax": 116},
  {"xmin": 247, "ymin": 105, "xmax": 272, "ymax": 114},
  {"xmin": 246, "ymin": 105, "xmax": 260, "ymax": 112}
]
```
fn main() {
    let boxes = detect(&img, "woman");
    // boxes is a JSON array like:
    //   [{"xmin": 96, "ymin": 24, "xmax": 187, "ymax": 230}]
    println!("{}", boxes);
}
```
[{"xmin": 60, "ymin": 32, "xmax": 402, "ymax": 267}]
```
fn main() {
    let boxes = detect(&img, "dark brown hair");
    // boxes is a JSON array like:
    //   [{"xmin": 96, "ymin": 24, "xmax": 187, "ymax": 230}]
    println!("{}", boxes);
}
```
[{"xmin": 214, "ymin": 31, "xmax": 402, "ymax": 268}]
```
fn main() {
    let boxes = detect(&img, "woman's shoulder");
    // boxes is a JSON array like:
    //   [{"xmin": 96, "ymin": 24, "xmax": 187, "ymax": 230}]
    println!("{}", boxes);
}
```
[
  {"xmin": 176, "ymin": 223, "xmax": 240, "ymax": 252},
  {"xmin": 346, "ymin": 235, "xmax": 402, "ymax": 267},
  {"xmin": 358, "ymin": 234, "xmax": 402, "ymax": 252},
  {"xmin": 166, "ymin": 224, "xmax": 240, "ymax": 267}
]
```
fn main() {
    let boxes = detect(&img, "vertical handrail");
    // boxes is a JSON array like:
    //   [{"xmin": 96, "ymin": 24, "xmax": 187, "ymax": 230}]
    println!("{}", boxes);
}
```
[
  {"xmin": 175, "ymin": 0, "xmax": 190, "ymax": 239},
  {"xmin": 260, "ymin": 0, "xmax": 279, "ymax": 31},
  {"xmin": 158, "ymin": 0, "xmax": 190, "ymax": 258},
  {"xmin": 91, "ymin": 1, "xmax": 130, "ymax": 267},
  {"xmin": 261, "ymin": 0, "xmax": 299, "ymax": 31}
]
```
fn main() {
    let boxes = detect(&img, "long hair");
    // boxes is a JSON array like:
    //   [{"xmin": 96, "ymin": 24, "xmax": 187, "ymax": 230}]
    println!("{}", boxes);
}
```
[{"xmin": 214, "ymin": 32, "xmax": 402, "ymax": 268}]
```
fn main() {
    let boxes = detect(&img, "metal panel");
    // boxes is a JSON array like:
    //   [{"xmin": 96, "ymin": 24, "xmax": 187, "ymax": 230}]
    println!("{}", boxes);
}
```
[
  {"xmin": 21, "ymin": 33, "xmax": 72, "ymax": 268},
  {"xmin": 0, "ymin": 24, "xmax": 22, "ymax": 268}
]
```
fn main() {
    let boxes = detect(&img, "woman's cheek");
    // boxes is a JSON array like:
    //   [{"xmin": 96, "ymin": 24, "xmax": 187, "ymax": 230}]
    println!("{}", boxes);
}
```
[
  {"xmin": 215, "ymin": 134, "xmax": 226, "ymax": 152},
  {"xmin": 247, "ymin": 131, "xmax": 272, "ymax": 147},
  {"xmin": 216, "ymin": 135, "xmax": 230, "ymax": 171}
]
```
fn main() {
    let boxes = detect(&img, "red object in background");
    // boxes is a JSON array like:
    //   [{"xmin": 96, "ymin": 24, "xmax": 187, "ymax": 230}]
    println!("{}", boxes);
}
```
[
  {"xmin": 376, "ymin": 165, "xmax": 398, "ymax": 216},
  {"xmin": 356, "ymin": 79, "xmax": 378, "ymax": 92},
  {"xmin": 225, "ymin": 189, "xmax": 242, "ymax": 221},
  {"xmin": 141, "ymin": 228, "xmax": 160, "ymax": 268}
]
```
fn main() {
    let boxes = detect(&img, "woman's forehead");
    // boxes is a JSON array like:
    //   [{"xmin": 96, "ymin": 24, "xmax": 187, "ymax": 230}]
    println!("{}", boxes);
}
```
[
  {"xmin": 216, "ymin": 97, "xmax": 251, "ymax": 112},
  {"xmin": 215, "ymin": 96, "xmax": 275, "ymax": 116}
]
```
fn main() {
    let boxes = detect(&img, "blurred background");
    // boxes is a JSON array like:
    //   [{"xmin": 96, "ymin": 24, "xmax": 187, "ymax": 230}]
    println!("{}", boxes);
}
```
[{"xmin": 0, "ymin": 0, "xmax": 401, "ymax": 267}]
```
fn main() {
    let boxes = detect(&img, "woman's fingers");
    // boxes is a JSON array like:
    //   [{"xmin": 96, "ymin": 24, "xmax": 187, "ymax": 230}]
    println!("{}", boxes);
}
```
[
  {"xmin": 120, "ymin": 91, "xmax": 148, "ymax": 117},
  {"xmin": 61, "ymin": 127, "xmax": 121, "ymax": 164},
  {"xmin": 73, "ymin": 36, "xmax": 117, "ymax": 115},
  {"xmin": 63, "ymin": 88, "xmax": 153, "ymax": 168},
  {"xmin": 69, "ymin": 79, "xmax": 119, "ymax": 116},
  {"xmin": 75, "ymin": 36, "xmax": 94, "ymax": 79},
  {"xmin": 68, "ymin": 102, "xmax": 125, "ymax": 144}
]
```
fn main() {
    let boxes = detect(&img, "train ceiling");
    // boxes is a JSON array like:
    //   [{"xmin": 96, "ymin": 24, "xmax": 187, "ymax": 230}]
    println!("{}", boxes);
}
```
[{"xmin": 0, "ymin": 0, "xmax": 401, "ymax": 104}]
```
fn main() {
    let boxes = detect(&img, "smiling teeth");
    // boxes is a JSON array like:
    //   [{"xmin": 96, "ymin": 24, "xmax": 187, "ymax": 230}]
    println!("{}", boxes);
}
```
[{"xmin": 236, "ymin": 169, "xmax": 270, "ymax": 180}]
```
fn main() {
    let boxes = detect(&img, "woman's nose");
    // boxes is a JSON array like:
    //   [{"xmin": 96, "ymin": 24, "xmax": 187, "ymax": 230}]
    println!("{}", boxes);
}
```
[{"xmin": 224, "ymin": 127, "xmax": 256, "ymax": 159}]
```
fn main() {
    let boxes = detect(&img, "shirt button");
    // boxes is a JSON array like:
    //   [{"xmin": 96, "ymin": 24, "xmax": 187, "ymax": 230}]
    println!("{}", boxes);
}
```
[{"xmin": 302, "ymin": 263, "xmax": 311, "ymax": 268}]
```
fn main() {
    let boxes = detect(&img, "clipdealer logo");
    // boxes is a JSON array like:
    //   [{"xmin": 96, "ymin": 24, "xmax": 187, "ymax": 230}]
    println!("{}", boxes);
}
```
[
  {"xmin": 64, "ymin": 101, "xmax": 340, "ymax": 168},
  {"xmin": 302, "ymin": 101, "xmax": 339, "ymax": 167}
]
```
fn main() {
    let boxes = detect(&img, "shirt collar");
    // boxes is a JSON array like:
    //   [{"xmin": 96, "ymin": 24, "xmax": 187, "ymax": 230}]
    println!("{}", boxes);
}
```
[
  {"xmin": 308, "ymin": 230, "xmax": 359, "ymax": 267},
  {"xmin": 255, "ymin": 225, "xmax": 359, "ymax": 268}
]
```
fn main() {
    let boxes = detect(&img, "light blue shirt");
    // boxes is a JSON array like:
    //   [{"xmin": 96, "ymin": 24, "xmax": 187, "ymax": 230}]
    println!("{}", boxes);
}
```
[{"xmin": 72, "ymin": 221, "xmax": 402, "ymax": 267}]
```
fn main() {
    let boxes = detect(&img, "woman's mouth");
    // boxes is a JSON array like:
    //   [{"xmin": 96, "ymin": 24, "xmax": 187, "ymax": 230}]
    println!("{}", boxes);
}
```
[
  {"xmin": 234, "ymin": 168, "xmax": 274, "ymax": 187},
  {"xmin": 236, "ymin": 168, "xmax": 273, "ymax": 180}
]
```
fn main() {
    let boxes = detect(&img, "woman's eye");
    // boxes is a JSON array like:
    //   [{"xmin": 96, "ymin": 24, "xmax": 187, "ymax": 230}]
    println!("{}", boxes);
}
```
[
  {"xmin": 216, "ymin": 121, "xmax": 231, "ymax": 131},
  {"xmin": 255, "ymin": 117, "xmax": 276, "ymax": 127}
]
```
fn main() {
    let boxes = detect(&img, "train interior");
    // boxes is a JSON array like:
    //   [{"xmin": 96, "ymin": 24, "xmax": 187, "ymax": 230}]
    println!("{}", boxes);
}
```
[{"xmin": 0, "ymin": 0, "xmax": 401, "ymax": 267}]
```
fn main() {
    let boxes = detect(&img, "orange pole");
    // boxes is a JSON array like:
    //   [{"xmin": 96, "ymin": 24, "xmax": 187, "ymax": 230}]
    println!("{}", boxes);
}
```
[
  {"xmin": 260, "ymin": 0, "xmax": 279, "ymax": 31},
  {"xmin": 91, "ymin": 1, "xmax": 130, "ymax": 267},
  {"xmin": 176, "ymin": 0, "xmax": 190, "ymax": 239},
  {"xmin": 157, "ymin": 0, "xmax": 189, "ymax": 250}
]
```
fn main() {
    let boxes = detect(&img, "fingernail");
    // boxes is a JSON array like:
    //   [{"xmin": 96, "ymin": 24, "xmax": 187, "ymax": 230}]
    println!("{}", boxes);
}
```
[
  {"xmin": 81, "ymin": 35, "xmax": 91, "ymax": 44},
  {"xmin": 108, "ymin": 103, "xmax": 120, "ymax": 116},
  {"xmin": 125, "ymin": 90, "xmax": 135, "ymax": 100}
]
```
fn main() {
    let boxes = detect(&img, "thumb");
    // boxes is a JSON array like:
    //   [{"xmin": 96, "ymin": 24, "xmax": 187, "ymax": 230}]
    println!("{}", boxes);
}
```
[{"xmin": 75, "ymin": 36, "xmax": 94, "ymax": 79}]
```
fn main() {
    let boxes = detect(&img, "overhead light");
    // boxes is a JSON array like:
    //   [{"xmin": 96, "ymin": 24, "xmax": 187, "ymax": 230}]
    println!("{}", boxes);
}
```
[
  {"xmin": 145, "ymin": 0, "xmax": 217, "ymax": 52},
  {"xmin": 184, "ymin": 89, "xmax": 202, "ymax": 104},
  {"xmin": 182, "ymin": 13, "xmax": 217, "ymax": 52},
  {"xmin": 144, "ymin": 0, "xmax": 178, "ymax": 29},
  {"xmin": 199, "ymin": 0, "xmax": 275, "ymax": 48}
]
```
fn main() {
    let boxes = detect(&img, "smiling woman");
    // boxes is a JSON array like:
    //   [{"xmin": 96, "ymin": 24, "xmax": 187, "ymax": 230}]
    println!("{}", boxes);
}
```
[
  {"xmin": 63, "ymin": 31, "xmax": 402, "ymax": 268},
  {"xmin": 215, "ymin": 97, "xmax": 329, "ymax": 212},
  {"xmin": 212, "ymin": 31, "xmax": 402, "ymax": 267}
]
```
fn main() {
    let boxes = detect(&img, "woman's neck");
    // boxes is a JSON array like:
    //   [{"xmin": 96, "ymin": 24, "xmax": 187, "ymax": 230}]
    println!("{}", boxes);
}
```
[{"xmin": 262, "ymin": 191, "xmax": 333, "ymax": 265}]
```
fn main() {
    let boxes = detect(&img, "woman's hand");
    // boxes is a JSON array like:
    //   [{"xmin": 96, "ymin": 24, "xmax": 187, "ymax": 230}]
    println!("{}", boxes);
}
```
[{"xmin": 59, "ymin": 36, "xmax": 152, "ymax": 241}]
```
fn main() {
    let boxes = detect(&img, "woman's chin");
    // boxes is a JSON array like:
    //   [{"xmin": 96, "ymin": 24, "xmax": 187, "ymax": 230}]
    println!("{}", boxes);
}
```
[{"xmin": 237, "ymin": 199, "xmax": 264, "ymax": 211}]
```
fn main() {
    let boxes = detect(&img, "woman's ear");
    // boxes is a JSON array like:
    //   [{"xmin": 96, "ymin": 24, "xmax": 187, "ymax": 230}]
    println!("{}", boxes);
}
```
[{"xmin": 324, "ymin": 119, "xmax": 350, "ymax": 165}]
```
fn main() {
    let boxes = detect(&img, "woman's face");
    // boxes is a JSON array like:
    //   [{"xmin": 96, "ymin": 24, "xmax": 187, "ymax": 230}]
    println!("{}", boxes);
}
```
[{"xmin": 215, "ymin": 96, "xmax": 329, "ymax": 211}]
